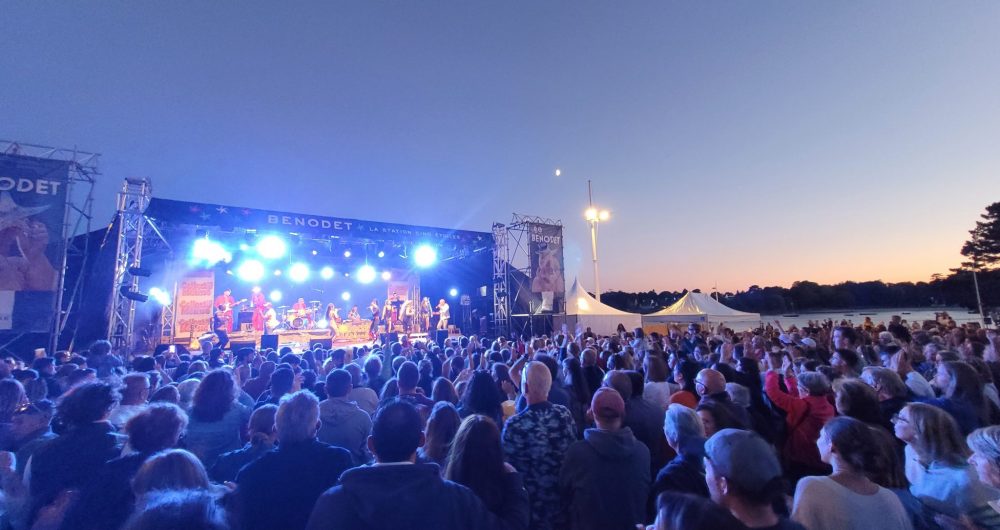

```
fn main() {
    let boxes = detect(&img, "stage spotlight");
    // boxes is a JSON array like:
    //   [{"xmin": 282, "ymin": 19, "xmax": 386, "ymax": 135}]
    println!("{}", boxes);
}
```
[
  {"xmin": 191, "ymin": 238, "xmax": 231, "ymax": 266},
  {"xmin": 320, "ymin": 266, "xmax": 335, "ymax": 280},
  {"xmin": 449, "ymin": 288, "xmax": 459, "ymax": 297},
  {"xmin": 413, "ymin": 244, "xmax": 437, "ymax": 268},
  {"xmin": 119, "ymin": 286, "xmax": 148, "ymax": 303},
  {"xmin": 311, "ymin": 250, "xmax": 318, "ymax": 256},
  {"xmin": 256, "ymin": 235, "xmax": 287, "ymax": 259},
  {"xmin": 269, "ymin": 290, "xmax": 283, "ymax": 302},
  {"xmin": 239, "ymin": 243, "xmax": 249, "ymax": 251},
  {"xmin": 274, "ymin": 269, "xmax": 282, "ymax": 276},
  {"xmin": 380, "ymin": 271, "xmax": 391, "ymax": 281},
  {"xmin": 317, "ymin": 319, "xmax": 329, "ymax": 329},
  {"xmin": 343, "ymin": 250, "xmax": 352, "ymax": 258},
  {"xmin": 356, "ymin": 264, "xmax": 376, "ymax": 284},
  {"xmin": 148, "ymin": 287, "xmax": 171, "ymax": 305},
  {"xmin": 252, "ymin": 286, "xmax": 261, "ymax": 294},
  {"xmin": 377, "ymin": 250, "xmax": 385, "ymax": 258},
  {"xmin": 237, "ymin": 260, "xmax": 265, "ymax": 283},
  {"xmin": 341, "ymin": 291, "xmax": 351, "ymax": 301},
  {"xmin": 288, "ymin": 262, "xmax": 310, "ymax": 283},
  {"xmin": 127, "ymin": 266, "xmax": 152, "ymax": 277}
]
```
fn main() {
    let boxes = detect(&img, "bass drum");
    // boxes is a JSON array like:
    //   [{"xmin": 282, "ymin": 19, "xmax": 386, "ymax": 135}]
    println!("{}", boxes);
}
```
[{"xmin": 291, "ymin": 316, "xmax": 306, "ymax": 330}]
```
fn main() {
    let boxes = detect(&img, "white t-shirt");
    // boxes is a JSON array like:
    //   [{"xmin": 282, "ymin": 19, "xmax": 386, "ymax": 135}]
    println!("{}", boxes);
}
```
[{"xmin": 792, "ymin": 475, "xmax": 912, "ymax": 530}]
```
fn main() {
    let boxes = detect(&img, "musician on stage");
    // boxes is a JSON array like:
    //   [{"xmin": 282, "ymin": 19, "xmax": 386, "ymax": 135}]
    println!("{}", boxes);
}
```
[
  {"xmin": 348, "ymin": 305, "xmax": 361, "ymax": 323},
  {"xmin": 401, "ymin": 298, "xmax": 414, "ymax": 333},
  {"xmin": 263, "ymin": 303, "xmax": 279, "ymax": 334},
  {"xmin": 436, "ymin": 298, "xmax": 450, "ymax": 331},
  {"xmin": 381, "ymin": 298, "xmax": 392, "ymax": 331},
  {"xmin": 390, "ymin": 294, "xmax": 404, "ymax": 331},
  {"xmin": 214, "ymin": 288, "xmax": 236, "ymax": 332},
  {"xmin": 369, "ymin": 299, "xmax": 381, "ymax": 339},
  {"xmin": 251, "ymin": 286, "xmax": 266, "ymax": 332},
  {"xmin": 292, "ymin": 297, "xmax": 313, "ymax": 326},
  {"xmin": 325, "ymin": 303, "xmax": 341, "ymax": 325},
  {"xmin": 212, "ymin": 305, "xmax": 230, "ymax": 349},
  {"xmin": 420, "ymin": 297, "xmax": 432, "ymax": 332}
]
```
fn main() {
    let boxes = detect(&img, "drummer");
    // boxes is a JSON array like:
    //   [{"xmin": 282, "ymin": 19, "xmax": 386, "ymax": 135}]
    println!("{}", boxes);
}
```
[{"xmin": 292, "ymin": 297, "xmax": 313, "ymax": 326}]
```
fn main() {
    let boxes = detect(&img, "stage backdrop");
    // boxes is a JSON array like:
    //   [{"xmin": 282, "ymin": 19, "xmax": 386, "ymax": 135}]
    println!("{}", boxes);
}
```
[
  {"xmin": 528, "ymin": 223, "xmax": 565, "ymax": 312},
  {"xmin": 172, "ymin": 270, "xmax": 215, "ymax": 343},
  {"xmin": 0, "ymin": 154, "xmax": 70, "ymax": 332}
]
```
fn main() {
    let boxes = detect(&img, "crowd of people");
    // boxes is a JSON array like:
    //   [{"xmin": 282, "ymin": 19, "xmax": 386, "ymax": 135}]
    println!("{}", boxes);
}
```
[{"xmin": 0, "ymin": 315, "xmax": 999, "ymax": 530}]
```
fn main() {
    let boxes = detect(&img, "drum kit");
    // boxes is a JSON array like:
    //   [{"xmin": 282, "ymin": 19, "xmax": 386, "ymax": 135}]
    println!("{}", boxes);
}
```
[{"xmin": 276, "ymin": 300, "xmax": 323, "ymax": 330}]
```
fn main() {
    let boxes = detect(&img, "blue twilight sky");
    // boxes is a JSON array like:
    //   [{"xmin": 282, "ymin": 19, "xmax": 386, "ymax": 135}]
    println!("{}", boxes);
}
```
[{"xmin": 2, "ymin": 2, "xmax": 999, "ymax": 293}]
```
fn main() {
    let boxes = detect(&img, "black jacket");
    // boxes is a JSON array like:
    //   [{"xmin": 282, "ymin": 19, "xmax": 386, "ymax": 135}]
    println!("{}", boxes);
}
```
[
  {"xmin": 651, "ymin": 437, "xmax": 710, "ymax": 499},
  {"xmin": 306, "ymin": 462, "xmax": 526, "ymax": 530},
  {"xmin": 558, "ymin": 427, "xmax": 651, "ymax": 530},
  {"xmin": 236, "ymin": 439, "xmax": 353, "ymax": 530}
]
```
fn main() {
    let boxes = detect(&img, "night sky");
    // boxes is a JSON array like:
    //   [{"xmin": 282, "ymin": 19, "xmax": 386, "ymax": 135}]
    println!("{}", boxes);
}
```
[{"xmin": 3, "ymin": 2, "xmax": 999, "ymax": 292}]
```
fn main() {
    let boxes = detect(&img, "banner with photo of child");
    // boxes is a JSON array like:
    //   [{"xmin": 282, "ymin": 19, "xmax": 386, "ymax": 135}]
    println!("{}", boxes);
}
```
[
  {"xmin": 528, "ymin": 222, "xmax": 565, "ymax": 312},
  {"xmin": 0, "ymin": 154, "xmax": 71, "ymax": 332}
]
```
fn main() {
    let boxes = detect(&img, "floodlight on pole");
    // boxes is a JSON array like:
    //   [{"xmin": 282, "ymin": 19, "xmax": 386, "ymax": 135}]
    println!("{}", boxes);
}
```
[{"xmin": 584, "ymin": 179, "xmax": 611, "ymax": 303}]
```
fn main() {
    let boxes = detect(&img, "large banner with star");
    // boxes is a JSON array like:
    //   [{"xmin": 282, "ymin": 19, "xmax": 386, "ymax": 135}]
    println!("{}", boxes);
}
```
[
  {"xmin": 0, "ymin": 154, "xmax": 71, "ymax": 332},
  {"xmin": 144, "ymin": 198, "xmax": 491, "ymax": 246}
]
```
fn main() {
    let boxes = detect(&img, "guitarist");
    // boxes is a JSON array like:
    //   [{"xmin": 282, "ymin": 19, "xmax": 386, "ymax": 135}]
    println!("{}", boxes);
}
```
[{"xmin": 214, "ymin": 288, "xmax": 237, "ymax": 332}]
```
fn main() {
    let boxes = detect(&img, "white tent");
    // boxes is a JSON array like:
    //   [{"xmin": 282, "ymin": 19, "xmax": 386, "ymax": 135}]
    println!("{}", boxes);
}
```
[
  {"xmin": 642, "ymin": 291, "xmax": 761, "ymax": 329},
  {"xmin": 553, "ymin": 278, "xmax": 642, "ymax": 336}
]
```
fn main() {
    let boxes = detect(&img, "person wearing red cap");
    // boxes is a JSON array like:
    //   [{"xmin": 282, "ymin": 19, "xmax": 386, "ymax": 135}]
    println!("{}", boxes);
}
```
[{"xmin": 557, "ymin": 387, "xmax": 651, "ymax": 530}]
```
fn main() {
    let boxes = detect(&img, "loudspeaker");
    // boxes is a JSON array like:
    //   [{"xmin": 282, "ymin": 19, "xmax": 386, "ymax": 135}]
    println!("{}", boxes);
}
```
[
  {"xmin": 260, "ymin": 334, "xmax": 279, "ymax": 351},
  {"xmin": 310, "ymin": 338, "xmax": 333, "ymax": 350},
  {"xmin": 230, "ymin": 340, "xmax": 256, "ymax": 353},
  {"xmin": 436, "ymin": 329, "xmax": 448, "ymax": 348}
]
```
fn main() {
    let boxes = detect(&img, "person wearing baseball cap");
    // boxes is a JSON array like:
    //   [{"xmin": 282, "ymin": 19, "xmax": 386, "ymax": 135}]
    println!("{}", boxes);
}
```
[
  {"xmin": 558, "ymin": 387, "xmax": 650, "ymax": 530},
  {"xmin": 704, "ymin": 429, "xmax": 804, "ymax": 530}
]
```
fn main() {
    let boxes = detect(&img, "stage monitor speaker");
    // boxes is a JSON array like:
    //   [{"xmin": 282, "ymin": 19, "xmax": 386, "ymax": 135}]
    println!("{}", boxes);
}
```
[
  {"xmin": 310, "ymin": 338, "xmax": 333, "ymax": 350},
  {"xmin": 230, "ymin": 340, "xmax": 256, "ymax": 353},
  {"xmin": 260, "ymin": 334, "xmax": 279, "ymax": 351},
  {"xmin": 435, "ymin": 329, "xmax": 448, "ymax": 348}
]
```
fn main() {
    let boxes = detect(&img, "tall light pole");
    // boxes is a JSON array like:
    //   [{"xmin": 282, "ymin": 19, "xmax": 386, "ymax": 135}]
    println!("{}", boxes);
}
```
[{"xmin": 584, "ymin": 180, "xmax": 610, "ymax": 303}]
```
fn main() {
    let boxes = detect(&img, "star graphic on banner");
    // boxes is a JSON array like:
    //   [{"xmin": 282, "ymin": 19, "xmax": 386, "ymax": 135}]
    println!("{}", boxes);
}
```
[
  {"xmin": 242, "ymin": 209, "xmax": 252, "ymax": 216},
  {"xmin": 200, "ymin": 213, "xmax": 211, "ymax": 221},
  {"xmin": 216, "ymin": 206, "xmax": 228, "ymax": 214},
  {"xmin": 189, "ymin": 205, "xmax": 201, "ymax": 213}
]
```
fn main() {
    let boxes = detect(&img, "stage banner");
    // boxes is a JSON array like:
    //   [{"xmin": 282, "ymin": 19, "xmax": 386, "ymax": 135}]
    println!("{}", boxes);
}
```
[
  {"xmin": 144, "ymin": 198, "xmax": 491, "ymax": 246},
  {"xmin": 528, "ymin": 223, "xmax": 565, "ymax": 294},
  {"xmin": 0, "ymin": 154, "xmax": 70, "ymax": 332},
  {"xmin": 173, "ymin": 270, "xmax": 215, "ymax": 343}
]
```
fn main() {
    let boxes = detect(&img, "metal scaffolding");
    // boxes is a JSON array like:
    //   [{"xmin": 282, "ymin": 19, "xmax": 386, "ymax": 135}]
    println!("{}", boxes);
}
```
[{"xmin": 491, "ymin": 213, "xmax": 563, "ymax": 337}]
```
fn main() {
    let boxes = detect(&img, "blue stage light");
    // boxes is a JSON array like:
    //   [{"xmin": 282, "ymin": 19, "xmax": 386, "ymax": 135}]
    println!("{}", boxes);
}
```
[
  {"xmin": 288, "ymin": 262, "xmax": 310, "ymax": 283},
  {"xmin": 357, "ymin": 264, "xmax": 376, "ymax": 284},
  {"xmin": 237, "ymin": 260, "xmax": 265, "ymax": 282},
  {"xmin": 269, "ymin": 290, "xmax": 283, "ymax": 302},
  {"xmin": 413, "ymin": 244, "xmax": 437, "ymax": 268},
  {"xmin": 148, "ymin": 287, "xmax": 171, "ymax": 305},
  {"xmin": 341, "ymin": 291, "xmax": 351, "ymax": 301},
  {"xmin": 256, "ymin": 235, "xmax": 287, "ymax": 259},
  {"xmin": 191, "ymin": 238, "xmax": 231, "ymax": 266},
  {"xmin": 449, "ymin": 288, "xmax": 458, "ymax": 297},
  {"xmin": 320, "ymin": 266, "xmax": 335, "ymax": 280}
]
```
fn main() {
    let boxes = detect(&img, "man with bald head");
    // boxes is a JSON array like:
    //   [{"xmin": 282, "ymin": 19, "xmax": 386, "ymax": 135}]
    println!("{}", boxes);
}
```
[
  {"xmin": 695, "ymin": 368, "xmax": 750, "ymax": 430},
  {"xmin": 503, "ymin": 361, "xmax": 577, "ymax": 530}
]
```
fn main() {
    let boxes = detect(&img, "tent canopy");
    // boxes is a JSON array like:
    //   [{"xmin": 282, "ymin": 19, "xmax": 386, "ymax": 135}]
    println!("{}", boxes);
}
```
[
  {"xmin": 642, "ymin": 291, "xmax": 761, "ymax": 326},
  {"xmin": 559, "ymin": 278, "xmax": 642, "ymax": 335}
]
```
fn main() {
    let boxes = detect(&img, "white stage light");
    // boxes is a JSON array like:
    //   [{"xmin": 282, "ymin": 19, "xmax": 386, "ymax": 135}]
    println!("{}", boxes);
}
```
[
  {"xmin": 357, "ymin": 264, "xmax": 376, "ymax": 284},
  {"xmin": 317, "ymin": 319, "xmax": 329, "ymax": 329},
  {"xmin": 377, "ymin": 251, "xmax": 385, "ymax": 258},
  {"xmin": 269, "ymin": 290, "xmax": 283, "ymax": 302},
  {"xmin": 148, "ymin": 287, "xmax": 171, "ymax": 305},
  {"xmin": 288, "ymin": 262, "xmax": 310, "ymax": 283},
  {"xmin": 449, "ymin": 288, "xmax": 458, "ymax": 297},
  {"xmin": 343, "ymin": 250, "xmax": 352, "ymax": 258},
  {"xmin": 380, "ymin": 271, "xmax": 391, "ymax": 281},
  {"xmin": 320, "ymin": 266, "xmax": 335, "ymax": 280},
  {"xmin": 341, "ymin": 291, "xmax": 351, "ymax": 301},
  {"xmin": 237, "ymin": 260, "xmax": 265, "ymax": 283},
  {"xmin": 191, "ymin": 238, "xmax": 231, "ymax": 266},
  {"xmin": 256, "ymin": 235, "xmax": 287, "ymax": 259},
  {"xmin": 413, "ymin": 244, "xmax": 437, "ymax": 268}
]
